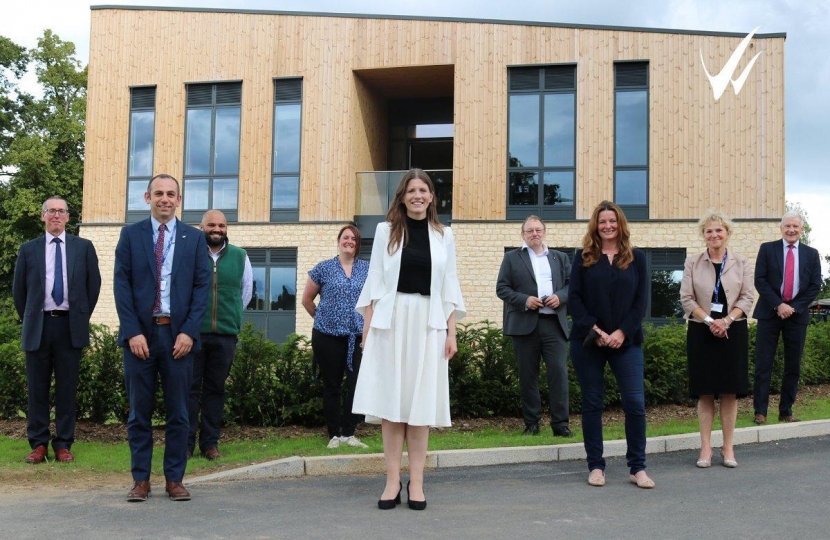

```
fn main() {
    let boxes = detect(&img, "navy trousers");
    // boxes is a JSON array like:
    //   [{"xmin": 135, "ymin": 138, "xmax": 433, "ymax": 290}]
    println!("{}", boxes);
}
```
[
  {"xmin": 188, "ymin": 333, "xmax": 238, "ymax": 454},
  {"xmin": 753, "ymin": 316, "xmax": 808, "ymax": 417}
]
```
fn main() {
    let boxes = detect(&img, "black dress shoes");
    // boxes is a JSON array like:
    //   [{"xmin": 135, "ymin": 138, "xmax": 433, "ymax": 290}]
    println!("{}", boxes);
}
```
[
  {"xmin": 522, "ymin": 423, "xmax": 540, "ymax": 436},
  {"xmin": 378, "ymin": 482, "xmax": 402, "ymax": 509},
  {"xmin": 552, "ymin": 426, "xmax": 574, "ymax": 438},
  {"xmin": 407, "ymin": 481, "xmax": 427, "ymax": 511}
]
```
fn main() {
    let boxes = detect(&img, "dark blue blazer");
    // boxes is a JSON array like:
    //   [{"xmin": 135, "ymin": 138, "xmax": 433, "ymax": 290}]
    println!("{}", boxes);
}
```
[
  {"xmin": 13, "ymin": 234, "xmax": 102, "ymax": 351},
  {"xmin": 113, "ymin": 217, "xmax": 211, "ymax": 348},
  {"xmin": 753, "ymin": 240, "xmax": 822, "ymax": 325}
]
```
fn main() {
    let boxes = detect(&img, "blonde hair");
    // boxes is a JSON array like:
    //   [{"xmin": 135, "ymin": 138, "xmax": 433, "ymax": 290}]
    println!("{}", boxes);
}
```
[{"xmin": 697, "ymin": 210, "xmax": 734, "ymax": 238}]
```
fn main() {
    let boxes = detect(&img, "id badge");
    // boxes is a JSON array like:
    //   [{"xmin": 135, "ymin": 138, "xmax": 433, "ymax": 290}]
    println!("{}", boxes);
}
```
[
  {"xmin": 160, "ymin": 280, "xmax": 168, "ymax": 292},
  {"xmin": 711, "ymin": 302, "xmax": 724, "ymax": 313}
]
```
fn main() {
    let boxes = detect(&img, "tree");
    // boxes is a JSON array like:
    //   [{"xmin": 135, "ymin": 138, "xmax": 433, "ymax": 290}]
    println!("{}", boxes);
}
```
[
  {"xmin": 0, "ymin": 36, "xmax": 27, "ymax": 160},
  {"xmin": 0, "ymin": 31, "xmax": 86, "ymax": 294}
]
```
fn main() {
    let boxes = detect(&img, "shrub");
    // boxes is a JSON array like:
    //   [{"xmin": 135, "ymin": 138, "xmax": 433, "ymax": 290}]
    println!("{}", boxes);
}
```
[{"xmin": 77, "ymin": 325, "xmax": 129, "ymax": 423}]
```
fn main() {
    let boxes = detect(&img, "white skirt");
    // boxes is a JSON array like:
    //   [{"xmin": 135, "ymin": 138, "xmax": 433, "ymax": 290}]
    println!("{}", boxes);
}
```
[{"xmin": 352, "ymin": 293, "xmax": 451, "ymax": 427}]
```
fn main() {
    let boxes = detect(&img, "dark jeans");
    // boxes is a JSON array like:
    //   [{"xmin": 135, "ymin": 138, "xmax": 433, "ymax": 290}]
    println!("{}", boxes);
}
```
[
  {"xmin": 25, "ymin": 315, "xmax": 82, "ymax": 451},
  {"xmin": 511, "ymin": 316, "xmax": 569, "ymax": 427},
  {"xmin": 124, "ymin": 324, "xmax": 192, "ymax": 482},
  {"xmin": 754, "ymin": 317, "xmax": 808, "ymax": 417},
  {"xmin": 188, "ymin": 333, "xmax": 238, "ymax": 453},
  {"xmin": 311, "ymin": 329, "xmax": 363, "ymax": 439},
  {"xmin": 571, "ymin": 340, "xmax": 647, "ymax": 474}
]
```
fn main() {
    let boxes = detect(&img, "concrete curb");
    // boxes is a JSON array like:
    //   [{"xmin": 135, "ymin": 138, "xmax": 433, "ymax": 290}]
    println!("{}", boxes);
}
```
[{"xmin": 187, "ymin": 419, "xmax": 830, "ymax": 485}]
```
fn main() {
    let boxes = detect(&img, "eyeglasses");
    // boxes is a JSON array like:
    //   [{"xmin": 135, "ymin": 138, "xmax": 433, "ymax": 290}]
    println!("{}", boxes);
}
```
[{"xmin": 44, "ymin": 209, "xmax": 68, "ymax": 215}]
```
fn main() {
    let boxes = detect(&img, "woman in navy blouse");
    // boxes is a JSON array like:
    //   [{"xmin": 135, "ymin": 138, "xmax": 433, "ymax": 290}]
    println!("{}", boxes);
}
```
[
  {"xmin": 302, "ymin": 224, "xmax": 370, "ymax": 449},
  {"xmin": 569, "ymin": 201, "xmax": 653, "ymax": 489}
]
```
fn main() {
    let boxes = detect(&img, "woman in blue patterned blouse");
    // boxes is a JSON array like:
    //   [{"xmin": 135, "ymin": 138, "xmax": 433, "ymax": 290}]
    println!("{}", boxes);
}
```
[{"xmin": 302, "ymin": 224, "xmax": 370, "ymax": 449}]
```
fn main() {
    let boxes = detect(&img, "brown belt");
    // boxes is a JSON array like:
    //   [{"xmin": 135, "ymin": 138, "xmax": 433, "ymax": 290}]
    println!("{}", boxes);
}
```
[{"xmin": 152, "ymin": 316, "xmax": 171, "ymax": 325}]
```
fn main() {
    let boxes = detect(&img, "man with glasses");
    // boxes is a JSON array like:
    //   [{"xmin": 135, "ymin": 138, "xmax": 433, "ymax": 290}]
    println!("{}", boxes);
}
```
[
  {"xmin": 497, "ymin": 216, "xmax": 573, "ymax": 437},
  {"xmin": 13, "ymin": 196, "xmax": 102, "ymax": 463}
]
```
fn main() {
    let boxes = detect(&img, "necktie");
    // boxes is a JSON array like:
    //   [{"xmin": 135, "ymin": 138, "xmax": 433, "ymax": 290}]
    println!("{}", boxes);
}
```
[
  {"xmin": 52, "ymin": 238, "xmax": 64, "ymax": 306},
  {"xmin": 152, "ymin": 224, "xmax": 167, "ymax": 314},
  {"xmin": 783, "ymin": 244, "xmax": 795, "ymax": 302}
]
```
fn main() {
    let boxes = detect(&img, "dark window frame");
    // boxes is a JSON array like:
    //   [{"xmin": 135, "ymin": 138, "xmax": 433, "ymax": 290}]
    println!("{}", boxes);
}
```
[
  {"xmin": 126, "ymin": 86, "xmax": 157, "ymax": 223},
  {"xmin": 182, "ymin": 82, "xmax": 242, "ymax": 224},
  {"xmin": 613, "ymin": 61, "xmax": 650, "ymax": 220},
  {"xmin": 506, "ymin": 65, "xmax": 577, "ymax": 221},
  {"xmin": 271, "ymin": 78, "xmax": 302, "ymax": 223}
]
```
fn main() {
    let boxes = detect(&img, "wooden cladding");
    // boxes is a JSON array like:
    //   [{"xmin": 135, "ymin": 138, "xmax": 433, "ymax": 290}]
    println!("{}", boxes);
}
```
[{"xmin": 84, "ymin": 9, "xmax": 785, "ymax": 223}]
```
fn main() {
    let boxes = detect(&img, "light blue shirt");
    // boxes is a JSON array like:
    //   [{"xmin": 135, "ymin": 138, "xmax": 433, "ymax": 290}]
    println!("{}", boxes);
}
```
[{"xmin": 151, "ymin": 216, "xmax": 176, "ymax": 316}]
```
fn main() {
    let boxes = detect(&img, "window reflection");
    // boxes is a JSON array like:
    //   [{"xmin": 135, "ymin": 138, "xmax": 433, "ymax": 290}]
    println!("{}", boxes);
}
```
[
  {"xmin": 127, "ymin": 180, "xmax": 147, "ymax": 211},
  {"xmin": 184, "ymin": 178, "xmax": 210, "ymax": 210},
  {"xmin": 272, "ymin": 176, "xmax": 299, "ymax": 209},
  {"xmin": 508, "ymin": 95, "xmax": 539, "ymax": 168},
  {"xmin": 270, "ymin": 267, "xmax": 297, "ymax": 311},
  {"xmin": 129, "ymin": 111, "xmax": 155, "ymax": 177},
  {"xmin": 213, "ymin": 178, "xmax": 238, "ymax": 209},
  {"xmin": 615, "ymin": 170, "xmax": 647, "ymax": 205},
  {"xmin": 509, "ymin": 172, "xmax": 538, "ymax": 205},
  {"xmin": 650, "ymin": 269, "xmax": 683, "ymax": 318},
  {"xmin": 214, "ymin": 107, "xmax": 241, "ymax": 175},
  {"xmin": 543, "ymin": 171, "xmax": 574, "ymax": 206},
  {"xmin": 543, "ymin": 94, "xmax": 574, "ymax": 167},
  {"xmin": 615, "ymin": 91, "xmax": 648, "ymax": 166},
  {"xmin": 248, "ymin": 267, "xmax": 266, "ymax": 311},
  {"xmin": 185, "ymin": 109, "xmax": 212, "ymax": 175},
  {"xmin": 273, "ymin": 103, "xmax": 301, "ymax": 173}
]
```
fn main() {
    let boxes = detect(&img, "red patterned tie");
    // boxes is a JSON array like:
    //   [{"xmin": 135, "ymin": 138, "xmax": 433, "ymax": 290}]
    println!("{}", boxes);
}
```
[
  {"xmin": 783, "ymin": 244, "xmax": 795, "ymax": 302},
  {"xmin": 152, "ymin": 223, "xmax": 167, "ymax": 314}
]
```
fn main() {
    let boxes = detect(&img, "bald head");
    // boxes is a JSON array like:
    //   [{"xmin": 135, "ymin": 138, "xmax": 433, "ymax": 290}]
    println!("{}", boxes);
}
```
[{"xmin": 201, "ymin": 210, "xmax": 228, "ymax": 251}]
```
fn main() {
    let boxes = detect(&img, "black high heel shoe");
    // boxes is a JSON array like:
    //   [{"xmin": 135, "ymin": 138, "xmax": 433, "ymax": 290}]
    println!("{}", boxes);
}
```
[
  {"xmin": 377, "ymin": 482, "xmax": 402, "ymax": 510},
  {"xmin": 406, "ymin": 481, "xmax": 427, "ymax": 511}
]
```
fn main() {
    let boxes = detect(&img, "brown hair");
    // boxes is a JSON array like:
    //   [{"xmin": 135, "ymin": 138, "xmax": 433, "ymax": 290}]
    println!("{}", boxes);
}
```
[
  {"xmin": 385, "ymin": 169, "xmax": 443, "ymax": 254},
  {"xmin": 337, "ymin": 223, "xmax": 362, "ymax": 260},
  {"xmin": 581, "ymin": 200, "xmax": 634, "ymax": 269}
]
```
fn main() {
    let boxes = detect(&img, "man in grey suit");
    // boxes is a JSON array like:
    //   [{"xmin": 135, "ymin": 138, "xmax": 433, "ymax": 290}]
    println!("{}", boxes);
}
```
[
  {"xmin": 13, "ymin": 196, "xmax": 101, "ymax": 463},
  {"xmin": 497, "ymin": 216, "xmax": 572, "ymax": 437}
]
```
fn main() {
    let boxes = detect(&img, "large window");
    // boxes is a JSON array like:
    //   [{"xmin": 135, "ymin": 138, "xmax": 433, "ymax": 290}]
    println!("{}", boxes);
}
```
[
  {"xmin": 614, "ymin": 62, "xmax": 649, "ymax": 219},
  {"xmin": 183, "ymin": 82, "xmax": 241, "ymax": 222},
  {"xmin": 126, "ymin": 87, "xmax": 156, "ymax": 223},
  {"xmin": 271, "ymin": 78, "xmax": 302, "ymax": 222},
  {"xmin": 646, "ymin": 249, "xmax": 685, "ymax": 322},
  {"xmin": 244, "ymin": 248, "xmax": 297, "ymax": 343},
  {"xmin": 507, "ymin": 65, "xmax": 576, "ymax": 220}
]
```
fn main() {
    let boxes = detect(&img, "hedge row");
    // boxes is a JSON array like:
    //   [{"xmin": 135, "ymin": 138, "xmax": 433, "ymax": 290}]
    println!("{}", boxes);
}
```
[{"xmin": 1, "ymin": 308, "xmax": 829, "ymax": 426}]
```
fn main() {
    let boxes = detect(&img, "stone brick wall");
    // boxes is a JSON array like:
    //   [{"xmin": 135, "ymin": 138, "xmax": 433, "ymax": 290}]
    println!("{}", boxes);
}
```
[{"xmin": 80, "ymin": 219, "xmax": 782, "ymax": 337}]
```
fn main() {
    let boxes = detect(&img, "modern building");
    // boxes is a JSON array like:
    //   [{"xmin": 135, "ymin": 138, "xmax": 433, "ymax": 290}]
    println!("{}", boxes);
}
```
[{"xmin": 82, "ymin": 6, "xmax": 785, "ymax": 341}]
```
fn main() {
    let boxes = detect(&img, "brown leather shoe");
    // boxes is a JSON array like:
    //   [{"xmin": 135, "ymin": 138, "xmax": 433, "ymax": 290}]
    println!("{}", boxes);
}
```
[
  {"xmin": 778, "ymin": 414, "xmax": 801, "ymax": 423},
  {"xmin": 127, "ymin": 481, "xmax": 151, "ymax": 502},
  {"xmin": 753, "ymin": 413, "xmax": 767, "ymax": 425},
  {"xmin": 203, "ymin": 447, "xmax": 222, "ymax": 461},
  {"xmin": 54, "ymin": 448, "xmax": 75, "ymax": 463},
  {"xmin": 25, "ymin": 445, "xmax": 48, "ymax": 464},
  {"xmin": 165, "ymin": 481, "xmax": 191, "ymax": 501}
]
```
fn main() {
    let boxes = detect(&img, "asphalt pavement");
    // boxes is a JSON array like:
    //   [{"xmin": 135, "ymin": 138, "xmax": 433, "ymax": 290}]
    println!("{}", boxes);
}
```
[{"xmin": 2, "ymin": 435, "xmax": 828, "ymax": 540}]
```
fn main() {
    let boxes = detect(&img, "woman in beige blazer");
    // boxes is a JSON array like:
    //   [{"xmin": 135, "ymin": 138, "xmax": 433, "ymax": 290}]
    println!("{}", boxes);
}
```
[{"xmin": 680, "ymin": 211, "xmax": 754, "ymax": 469}]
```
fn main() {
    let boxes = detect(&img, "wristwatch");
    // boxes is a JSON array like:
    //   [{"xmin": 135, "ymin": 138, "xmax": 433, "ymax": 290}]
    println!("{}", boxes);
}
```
[{"xmin": 703, "ymin": 316, "xmax": 714, "ymax": 326}]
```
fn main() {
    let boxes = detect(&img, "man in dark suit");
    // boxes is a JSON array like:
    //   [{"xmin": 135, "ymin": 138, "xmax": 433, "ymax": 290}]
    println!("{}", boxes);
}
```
[
  {"xmin": 752, "ymin": 211, "xmax": 822, "ymax": 425},
  {"xmin": 497, "ymin": 216, "xmax": 572, "ymax": 437},
  {"xmin": 13, "ymin": 196, "xmax": 101, "ymax": 464},
  {"xmin": 114, "ymin": 174, "xmax": 211, "ymax": 502}
]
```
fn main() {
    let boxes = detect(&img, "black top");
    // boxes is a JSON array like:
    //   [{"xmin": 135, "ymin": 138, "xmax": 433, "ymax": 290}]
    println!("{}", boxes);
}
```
[
  {"xmin": 709, "ymin": 262, "xmax": 728, "ymax": 320},
  {"xmin": 568, "ymin": 249, "xmax": 648, "ymax": 346},
  {"xmin": 397, "ymin": 216, "xmax": 432, "ymax": 296}
]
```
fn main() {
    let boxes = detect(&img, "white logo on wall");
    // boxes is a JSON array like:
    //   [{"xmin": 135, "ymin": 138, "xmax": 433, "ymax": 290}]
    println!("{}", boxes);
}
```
[{"xmin": 700, "ymin": 26, "xmax": 761, "ymax": 100}]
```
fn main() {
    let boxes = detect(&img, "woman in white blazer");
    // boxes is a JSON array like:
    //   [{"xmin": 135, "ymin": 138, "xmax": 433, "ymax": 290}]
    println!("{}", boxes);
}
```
[{"xmin": 353, "ymin": 169, "xmax": 466, "ymax": 510}]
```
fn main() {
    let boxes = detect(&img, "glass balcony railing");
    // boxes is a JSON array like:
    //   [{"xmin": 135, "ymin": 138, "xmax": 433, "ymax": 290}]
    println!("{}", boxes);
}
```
[{"xmin": 355, "ymin": 169, "xmax": 453, "ymax": 218}]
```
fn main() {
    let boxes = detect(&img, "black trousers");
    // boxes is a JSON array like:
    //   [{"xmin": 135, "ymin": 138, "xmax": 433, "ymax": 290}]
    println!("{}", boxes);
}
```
[
  {"xmin": 26, "ymin": 315, "xmax": 82, "ymax": 450},
  {"xmin": 312, "ymin": 329, "xmax": 363, "ymax": 438},
  {"xmin": 189, "ymin": 333, "xmax": 238, "ymax": 453},
  {"xmin": 754, "ymin": 316, "xmax": 808, "ymax": 417}
]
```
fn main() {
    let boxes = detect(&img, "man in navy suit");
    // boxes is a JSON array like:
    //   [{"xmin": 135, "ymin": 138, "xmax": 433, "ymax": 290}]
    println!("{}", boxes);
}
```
[
  {"xmin": 752, "ymin": 211, "xmax": 822, "ymax": 425},
  {"xmin": 13, "ymin": 196, "xmax": 101, "ymax": 464},
  {"xmin": 115, "ymin": 174, "xmax": 211, "ymax": 502},
  {"xmin": 497, "ymin": 216, "xmax": 572, "ymax": 437}
]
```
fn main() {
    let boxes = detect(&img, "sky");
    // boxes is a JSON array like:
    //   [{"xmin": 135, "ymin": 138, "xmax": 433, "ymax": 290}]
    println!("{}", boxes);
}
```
[{"xmin": 2, "ymin": 0, "xmax": 828, "ymax": 273}]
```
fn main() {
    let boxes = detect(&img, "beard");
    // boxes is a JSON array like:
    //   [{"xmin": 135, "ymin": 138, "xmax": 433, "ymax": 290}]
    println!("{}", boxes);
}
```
[{"xmin": 205, "ymin": 230, "xmax": 227, "ymax": 248}]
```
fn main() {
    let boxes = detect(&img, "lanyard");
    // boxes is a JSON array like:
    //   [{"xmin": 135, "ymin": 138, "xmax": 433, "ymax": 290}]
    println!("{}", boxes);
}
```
[
  {"xmin": 712, "ymin": 249, "xmax": 727, "ymax": 304},
  {"xmin": 154, "ymin": 220, "xmax": 177, "ymax": 267}
]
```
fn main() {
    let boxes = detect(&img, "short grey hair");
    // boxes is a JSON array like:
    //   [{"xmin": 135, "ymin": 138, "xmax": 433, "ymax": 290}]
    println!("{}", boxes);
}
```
[
  {"xmin": 780, "ymin": 211, "xmax": 804, "ymax": 227},
  {"xmin": 42, "ymin": 196, "xmax": 68, "ymax": 213}
]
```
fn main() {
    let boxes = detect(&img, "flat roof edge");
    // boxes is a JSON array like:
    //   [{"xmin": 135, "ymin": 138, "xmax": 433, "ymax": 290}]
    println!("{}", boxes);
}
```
[{"xmin": 90, "ymin": 5, "xmax": 786, "ymax": 39}]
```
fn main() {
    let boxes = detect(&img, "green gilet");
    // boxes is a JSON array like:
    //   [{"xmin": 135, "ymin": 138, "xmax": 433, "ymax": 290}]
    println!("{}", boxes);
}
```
[{"xmin": 201, "ymin": 244, "xmax": 246, "ymax": 335}]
